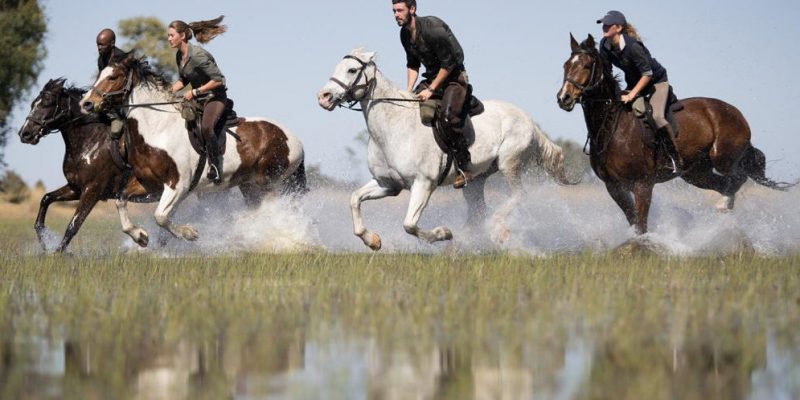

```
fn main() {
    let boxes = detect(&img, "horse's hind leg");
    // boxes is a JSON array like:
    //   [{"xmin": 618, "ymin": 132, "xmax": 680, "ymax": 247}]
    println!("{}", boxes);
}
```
[
  {"xmin": 462, "ymin": 175, "xmax": 487, "ymax": 229},
  {"xmin": 403, "ymin": 179, "xmax": 452, "ymax": 244},
  {"xmin": 153, "ymin": 186, "xmax": 198, "ymax": 241},
  {"xmin": 682, "ymin": 168, "xmax": 747, "ymax": 211},
  {"xmin": 240, "ymin": 183, "xmax": 267, "ymax": 210},
  {"xmin": 35, "ymin": 185, "xmax": 79, "ymax": 251},
  {"xmin": 55, "ymin": 187, "xmax": 103, "ymax": 253},
  {"xmin": 492, "ymin": 167, "xmax": 523, "ymax": 245},
  {"xmin": 631, "ymin": 181, "xmax": 654, "ymax": 234},
  {"xmin": 605, "ymin": 181, "xmax": 637, "ymax": 228},
  {"xmin": 351, "ymin": 179, "xmax": 401, "ymax": 251}
]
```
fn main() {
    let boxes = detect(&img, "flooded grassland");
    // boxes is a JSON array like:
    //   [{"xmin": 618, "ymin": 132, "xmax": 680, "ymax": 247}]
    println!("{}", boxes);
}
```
[{"xmin": 1, "ymin": 213, "xmax": 798, "ymax": 399}]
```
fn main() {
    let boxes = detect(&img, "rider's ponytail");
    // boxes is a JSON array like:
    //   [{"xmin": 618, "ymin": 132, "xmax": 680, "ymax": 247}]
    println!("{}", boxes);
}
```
[
  {"xmin": 169, "ymin": 15, "xmax": 226, "ymax": 44},
  {"xmin": 622, "ymin": 23, "xmax": 642, "ymax": 43}
]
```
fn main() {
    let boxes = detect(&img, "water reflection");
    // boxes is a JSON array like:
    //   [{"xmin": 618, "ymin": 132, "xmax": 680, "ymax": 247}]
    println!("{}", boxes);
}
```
[{"xmin": 1, "ymin": 306, "xmax": 799, "ymax": 399}]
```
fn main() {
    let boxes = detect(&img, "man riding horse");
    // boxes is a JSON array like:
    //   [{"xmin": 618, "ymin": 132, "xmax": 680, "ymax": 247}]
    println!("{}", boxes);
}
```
[
  {"xmin": 392, "ymin": 0, "xmax": 476, "ymax": 188},
  {"xmin": 96, "ymin": 28, "xmax": 127, "ymax": 139}
]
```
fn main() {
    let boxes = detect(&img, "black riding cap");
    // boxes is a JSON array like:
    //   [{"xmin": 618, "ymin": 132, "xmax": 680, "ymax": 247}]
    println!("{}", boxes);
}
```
[{"xmin": 597, "ymin": 10, "xmax": 627, "ymax": 26}]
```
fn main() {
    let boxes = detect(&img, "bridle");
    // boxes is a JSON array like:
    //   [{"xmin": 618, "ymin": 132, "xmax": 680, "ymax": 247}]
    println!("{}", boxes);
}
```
[
  {"xmin": 91, "ymin": 69, "xmax": 136, "ymax": 109},
  {"xmin": 25, "ymin": 88, "xmax": 89, "ymax": 135},
  {"xmin": 565, "ymin": 49, "xmax": 604, "ymax": 98},
  {"xmin": 327, "ymin": 55, "xmax": 422, "ymax": 111}
]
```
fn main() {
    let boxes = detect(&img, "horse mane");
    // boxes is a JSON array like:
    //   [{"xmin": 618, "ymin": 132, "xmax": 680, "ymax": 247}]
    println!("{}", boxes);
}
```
[
  {"xmin": 122, "ymin": 54, "xmax": 171, "ymax": 92},
  {"xmin": 579, "ymin": 38, "xmax": 622, "ymax": 98}
]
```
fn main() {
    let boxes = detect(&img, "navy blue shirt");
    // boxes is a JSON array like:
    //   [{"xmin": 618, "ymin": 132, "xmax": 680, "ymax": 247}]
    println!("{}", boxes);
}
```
[{"xmin": 599, "ymin": 34, "xmax": 667, "ymax": 91}]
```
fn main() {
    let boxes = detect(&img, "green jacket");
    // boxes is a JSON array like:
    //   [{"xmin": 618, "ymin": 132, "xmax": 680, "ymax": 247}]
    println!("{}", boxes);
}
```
[{"xmin": 177, "ymin": 43, "xmax": 226, "ymax": 93}]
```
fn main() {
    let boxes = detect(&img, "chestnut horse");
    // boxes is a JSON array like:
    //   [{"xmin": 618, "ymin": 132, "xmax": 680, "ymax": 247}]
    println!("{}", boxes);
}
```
[
  {"xmin": 80, "ymin": 55, "xmax": 307, "ymax": 243},
  {"xmin": 18, "ymin": 78, "xmax": 154, "ymax": 252},
  {"xmin": 558, "ymin": 34, "xmax": 792, "ymax": 234}
]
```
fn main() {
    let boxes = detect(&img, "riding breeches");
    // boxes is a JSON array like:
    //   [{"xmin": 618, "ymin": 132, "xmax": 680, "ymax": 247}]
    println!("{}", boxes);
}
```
[
  {"xmin": 417, "ymin": 71, "xmax": 472, "ymax": 167},
  {"xmin": 201, "ymin": 97, "xmax": 226, "ymax": 144},
  {"xmin": 650, "ymin": 81, "xmax": 670, "ymax": 129}
]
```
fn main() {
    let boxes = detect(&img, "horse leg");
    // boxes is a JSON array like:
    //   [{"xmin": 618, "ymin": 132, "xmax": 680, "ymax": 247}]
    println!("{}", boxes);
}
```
[
  {"xmin": 350, "ymin": 179, "xmax": 400, "ymax": 251},
  {"xmin": 682, "ymin": 169, "xmax": 747, "ymax": 212},
  {"xmin": 35, "ymin": 185, "xmax": 79, "ymax": 251},
  {"xmin": 115, "ymin": 197, "xmax": 149, "ymax": 247},
  {"xmin": 240, "ymin": 183, "xmax": 266, "ymax": 210},
  {"xmin": 153, "ymin": 186, "xmax": 198, "ymax": 241},
  {"xmin": 402, "ymin": 179, "xmax": 453, "ymax": 244},
  {"xmin": 604, "ymin": 181, "xmax": 637, "ymax": 227},
  {"xmin": 462, "ymin": 175, "xmax": 487, "ymax": 229},
  {"xmin": 492, "ymin": 168, "xmax": 524, "ymax": 245},
  {"xmin": 55, "ymin": 187, "xmax": 103, "ymax": 253},
  {"xmin": 631, "ymin": 181, "xmax": 654, "ymax": 235}
]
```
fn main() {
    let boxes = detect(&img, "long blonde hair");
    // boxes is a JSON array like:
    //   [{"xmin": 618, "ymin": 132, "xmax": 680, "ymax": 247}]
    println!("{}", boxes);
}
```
[
  {"xmin": 169, "ymin": 15, "xmax": 227, "ymax": 44},
  {"xmin": 622, "ymin": 23, "xmax": 642, "ymax": 43}
]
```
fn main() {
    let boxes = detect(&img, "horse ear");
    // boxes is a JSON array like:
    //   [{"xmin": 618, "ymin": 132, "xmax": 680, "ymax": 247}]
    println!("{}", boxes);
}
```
[
  {"xmin": 570, "ymin": 33, "xmax": 579, "ymax": 51},
  {"xmin": 362, "ymin": 51, "xmax": 376, "ymax": 62},
  {"xmin": 585, "ymin": 34, "xmax": 596, "ymax": 49}
]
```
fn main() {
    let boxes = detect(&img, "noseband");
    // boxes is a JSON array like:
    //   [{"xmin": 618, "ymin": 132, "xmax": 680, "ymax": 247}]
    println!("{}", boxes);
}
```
[
  {"xmin": 25, "ymin": 89, "xmax": 83, "ymax": 134},
  {"xmin": 328, "ymin": 55, "xmax": 376, "ymax": 106},
  {"xmin": 91, "ymin": 69, "xmax": 135, "ymax": 108},
  {"xmin": 565, "ymin": 49, "xmax": 604, "ymax": 96}
]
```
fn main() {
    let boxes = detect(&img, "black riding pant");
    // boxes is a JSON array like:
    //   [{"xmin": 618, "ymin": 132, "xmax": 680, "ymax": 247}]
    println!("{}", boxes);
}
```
[{"xmin": 201, "ymin": 95, "xmax": 226, "ymax": 145}]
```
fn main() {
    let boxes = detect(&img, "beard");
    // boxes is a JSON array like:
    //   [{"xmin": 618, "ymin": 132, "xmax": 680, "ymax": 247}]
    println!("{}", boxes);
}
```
[{"xmin": 396, "ymin": 14, "xmax": 412, "ymax": 28}]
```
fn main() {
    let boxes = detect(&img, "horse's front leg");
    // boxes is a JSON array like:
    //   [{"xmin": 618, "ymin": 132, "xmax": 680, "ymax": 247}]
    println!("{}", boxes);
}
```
[
  {"xmin": 631, "ymin": 181, "xmax": 654, "ymax": 235},
  {"xmin": 115, "ymin": 197, "xmax": 149, "ymax": 247},
  {"xmin": 350, "ymin": 179, "xmax": 400, "ymax": 251},
  {"xmin": 55, "ymin": 187, "xmax": 103, "ymax": 253},
  {"xmin": 604, "ymin": 181, "xmax": 636, "ymax": 227},
  {"xmin": 153, "ymin": 185, "xmax": 197, "ymax": 241},
  {"xmin": 35, "ymin": 185, "xmax": 79, "ymax": 251},
  {"xmin": 403, "ymin": 179, "xmax": 453, "ymax": 244}
]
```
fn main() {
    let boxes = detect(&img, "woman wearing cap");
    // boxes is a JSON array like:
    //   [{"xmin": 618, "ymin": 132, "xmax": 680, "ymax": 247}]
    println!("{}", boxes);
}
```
[
  {"xmin": 597, "ymin": 10, "xmax": 683, "ymax": 172},
  {"xmin": 168, "ymin": 15, "xmax": 228, "ymax": 184}
]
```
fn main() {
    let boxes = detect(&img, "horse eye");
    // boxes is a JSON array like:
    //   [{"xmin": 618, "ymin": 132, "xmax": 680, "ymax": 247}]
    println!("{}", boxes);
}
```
[{"xmin": 348, "ymin": 68, "xmax": 358, "ymax": 74}]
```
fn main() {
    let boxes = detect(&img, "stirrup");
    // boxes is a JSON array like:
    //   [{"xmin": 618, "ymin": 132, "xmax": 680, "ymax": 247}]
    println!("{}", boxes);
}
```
[
  {"xmin": 207, "ymin": 164, "xmax": 222, "ymax": 184},
  {"xmin": 453, "ymin": 168, "xmax": 471, "ymax": 189}
]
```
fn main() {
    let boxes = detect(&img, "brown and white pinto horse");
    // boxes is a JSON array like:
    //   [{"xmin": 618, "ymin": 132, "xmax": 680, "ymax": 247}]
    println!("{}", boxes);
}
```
[
  {"xmin": 80, "ymin": 55, "xmax": 307, "ymax": 243},
  {"xmin": 18, "ymin": 78, "xmax": 155, "ymax": 252},
  {"xmin": 558, "ymin": 34, "xmax": 793, "ymax": 235}
]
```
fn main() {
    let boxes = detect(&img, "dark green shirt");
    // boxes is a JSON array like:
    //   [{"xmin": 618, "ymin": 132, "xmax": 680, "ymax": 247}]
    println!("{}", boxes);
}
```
[
  {"xmin": 176, "ymin": 43, "xmax": 226, "ymax": 92},
  {"xmin": 401, "ymin": 16, "xmax": 465, "ymax": 80}
]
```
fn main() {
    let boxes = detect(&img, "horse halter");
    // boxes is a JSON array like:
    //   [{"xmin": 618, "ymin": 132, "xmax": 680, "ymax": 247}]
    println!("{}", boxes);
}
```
[
  {"xmin": 327, "ymin": 55, "xmax": 376, "ymax": 106},
  {"xmin": 91, "ymin": 68, "xmax": 135, "ymax": 109},
  {"xmin": 565, "ymin": 49, "xmax": 604, "ymax": 98}
]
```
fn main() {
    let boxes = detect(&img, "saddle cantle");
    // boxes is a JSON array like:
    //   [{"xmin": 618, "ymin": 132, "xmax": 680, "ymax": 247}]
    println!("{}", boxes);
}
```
[{"xmin": 183, "ymin": 97, "xmax": 241, "ymax": 157}]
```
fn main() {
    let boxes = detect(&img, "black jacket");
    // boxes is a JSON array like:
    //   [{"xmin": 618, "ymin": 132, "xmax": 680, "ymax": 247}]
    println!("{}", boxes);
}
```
[
  {"xmin": 599, "ymin": 34, "xmax": 667, "ymax": 91},
  {"xmin": 97, "ymin": 47, "xmax": 126, "ymax": 72},
  {"xmin": 401, "ymin": 16, "xmax": 465, "ymax": 80}
]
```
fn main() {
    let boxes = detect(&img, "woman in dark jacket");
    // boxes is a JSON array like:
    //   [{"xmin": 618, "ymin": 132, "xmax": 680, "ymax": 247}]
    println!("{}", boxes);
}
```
[
  {"xmin": 597, "ymin": 10, "xmax": 683, "ymax": 172},
  {"xmin": 167, "ymin": 15, "xmax": 228, "ymax": 184}
]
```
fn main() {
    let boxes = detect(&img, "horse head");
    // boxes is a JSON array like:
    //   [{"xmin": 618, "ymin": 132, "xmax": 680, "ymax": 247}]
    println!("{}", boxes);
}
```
[
  {"xmin": 317, "ymin": 48, "xmax": 377, "ymax": 111},
  {"xmin": 19, "ymin": 78, "xmax": 80, "ymax": 145},
  {"xmin": 81, "ymin": 51, "xmax": 148, "ymax": 114},
  {"xmin": 557, "ymin": 34, "xmax": 604, "ymax": 112}
]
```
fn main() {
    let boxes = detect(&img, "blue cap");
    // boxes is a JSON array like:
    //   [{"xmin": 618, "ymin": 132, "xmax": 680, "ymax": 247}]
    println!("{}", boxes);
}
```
[{"xmin": 597, "ymin": 10, "xmax": 627, "ymax": 26}]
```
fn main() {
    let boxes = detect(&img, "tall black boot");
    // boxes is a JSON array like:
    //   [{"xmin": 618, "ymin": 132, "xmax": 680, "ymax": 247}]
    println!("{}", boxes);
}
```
[
  {"xmin": 657, "ymin": 125, "xmax": 684, "ymax": 173},
  {"xmin": 449, "ymin": 125, "xmax": 473, "ymax": 189},
  {"xmin": 206, "ymin": 141, "xmax": 222, "ymax": 184}
]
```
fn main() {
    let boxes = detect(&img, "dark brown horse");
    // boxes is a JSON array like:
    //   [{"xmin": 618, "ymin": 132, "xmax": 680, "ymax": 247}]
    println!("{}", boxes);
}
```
[
  {"xmin": 18, "ymin": 78, "xmax": 155, "ymax": 252},
  {"xmin": 558, "ymin": 34, "xmax": 792, "ymax": 234}
]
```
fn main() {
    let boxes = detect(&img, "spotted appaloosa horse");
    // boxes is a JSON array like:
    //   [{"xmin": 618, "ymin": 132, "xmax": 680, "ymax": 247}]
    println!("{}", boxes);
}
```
[
  {"xmin": 558, "ymin": 34, "xmax": 793, "ymax": 235},
  {"xmin": 318, "ymin": 49, "xmax": 572, "ymax": 250},
  {"xmin": 80, "ymin": 55, "xmax": 307, "ymax": 243},
  {"xmin": 18, "ymin": 78, "xmax": 156, "ymax": 252}
]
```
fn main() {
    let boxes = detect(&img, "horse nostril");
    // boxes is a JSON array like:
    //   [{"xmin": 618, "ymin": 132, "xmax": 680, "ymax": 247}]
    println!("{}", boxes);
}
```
[{"xmin": 82, "ymin": 101, "xmax": 93, "ymax": 112}]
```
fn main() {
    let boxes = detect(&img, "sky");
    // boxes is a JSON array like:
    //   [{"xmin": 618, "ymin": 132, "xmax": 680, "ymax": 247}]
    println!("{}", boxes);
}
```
[{"xmin": 5, "ymin": 0, "xmax": 800, "ymax": 190}]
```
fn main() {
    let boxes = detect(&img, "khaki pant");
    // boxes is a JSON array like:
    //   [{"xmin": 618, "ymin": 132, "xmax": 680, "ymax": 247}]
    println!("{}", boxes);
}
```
[{"xmin": 650, "ymin": 81, "xmax": 670, "ymax": 129}]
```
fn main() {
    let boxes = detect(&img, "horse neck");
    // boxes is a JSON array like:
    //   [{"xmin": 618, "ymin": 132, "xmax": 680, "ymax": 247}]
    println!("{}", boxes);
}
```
[
  {"xmin": 126, "ymin": 84, "xmax": 179, "ymax": 131},
  {"xmin": 361, "ymin": 69, "xmax": 417, "ymax": 146},
  {"xmin": 582, "ymin": 74, "xmax": 622, "ymax": 139}
]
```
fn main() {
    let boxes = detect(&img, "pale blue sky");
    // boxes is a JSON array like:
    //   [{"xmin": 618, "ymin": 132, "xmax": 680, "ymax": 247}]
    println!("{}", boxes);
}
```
[{"xmin": 6, "ymin": 0, "xmax": 800, "ymax": 189}]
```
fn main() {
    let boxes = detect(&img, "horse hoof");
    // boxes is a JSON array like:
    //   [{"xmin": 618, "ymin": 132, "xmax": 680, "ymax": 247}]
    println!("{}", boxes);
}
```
[
  {"xmin": 715, "ymin": 196, "xmax": 734, "ymax": 212},
  {"xmin": 440, "ymin": 227, "xmax": 453, "ymax": 241},
  {"xmin": 496, "ymin": 228, "xmax": 511, "ymax": 245},
  {"xmin": 136, "ymin": 231, "xmax": 149, "ymax": 248},
  {"xmin": 365, "ymin": 232, "xmax": 382, "ymax": 251},
  {"xmin": 179, "ymin": 225, "xmax": 199, "ymax": 241}
]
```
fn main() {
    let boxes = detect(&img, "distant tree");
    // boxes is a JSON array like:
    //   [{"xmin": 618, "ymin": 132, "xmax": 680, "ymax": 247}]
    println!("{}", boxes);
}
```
[
  {"xmin": 117, "ymin": 16, "xmax": 177, "ymax": 81},
  {"xmin": 0, "ymin": 170, "xmax": 30, "ymax": 204},
  {"xmin": 0, "ymin": 0, "xmax": 47, "ymax": 166}
]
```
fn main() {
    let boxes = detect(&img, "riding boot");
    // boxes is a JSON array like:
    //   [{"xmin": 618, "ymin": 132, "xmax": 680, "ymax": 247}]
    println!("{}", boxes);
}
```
[
  {"xmin": 450, "ymin": 125, "xmax": 474, "ymax": 189},
  {"xmin": 657, "ymin": 125, "xmax": 684, "ymax": 173},
  {"xmin": 206, "ymin": 141, "xmax": 222, "ymax": 185},
  {"xmin": 108, "ymin": 112, "xmax": 124, "ymax": 140}
]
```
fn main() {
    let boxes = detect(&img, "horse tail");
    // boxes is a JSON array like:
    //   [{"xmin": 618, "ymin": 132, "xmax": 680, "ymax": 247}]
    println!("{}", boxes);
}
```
[
  {"xmin": 531, "ymin": 122, "xmax": 577, "ymax": 185},
  {"xmin": 281, "ymin": 159, "xmax": 309, "ymax": 198},
  {"xmin": 741, "ymin": 145, "xmax": 795, "ymax": 191}
]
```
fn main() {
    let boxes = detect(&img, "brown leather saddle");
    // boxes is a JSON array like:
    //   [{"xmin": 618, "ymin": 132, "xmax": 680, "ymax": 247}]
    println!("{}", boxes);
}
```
[
  {"xmin": 182, "ymin": 96, "xmax": 242, "ymax": 156},
  {"xmin": 636, "ymin": 86, "xmax": 683, "ymax": 150}
]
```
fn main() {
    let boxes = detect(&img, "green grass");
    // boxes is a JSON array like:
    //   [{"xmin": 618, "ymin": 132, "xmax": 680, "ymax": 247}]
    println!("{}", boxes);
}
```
[{"xmin": 1, "ymin": 216, "xmax": 799, "ymax": 399}]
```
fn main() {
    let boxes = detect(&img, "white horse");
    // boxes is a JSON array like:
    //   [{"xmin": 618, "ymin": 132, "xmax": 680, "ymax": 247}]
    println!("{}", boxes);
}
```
[
  {"xmin": 81, "ymin": 55, "xmax": 306, "ymax": 244},
  {"xmin": 318, "ymin": 49, "xmax": 571, "ymax": 250}
]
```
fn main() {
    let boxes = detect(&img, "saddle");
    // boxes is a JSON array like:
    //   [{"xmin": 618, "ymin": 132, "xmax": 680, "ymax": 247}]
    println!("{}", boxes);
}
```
[
  {"xmin": 631, "ymin": 86, "xmax": 683, "ymax": 149},
  {"xmin": 181, "ymin": 96, "xmax": 242, "ymax": 157}
]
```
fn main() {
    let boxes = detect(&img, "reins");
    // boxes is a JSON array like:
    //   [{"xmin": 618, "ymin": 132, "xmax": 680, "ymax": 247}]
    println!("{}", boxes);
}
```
[{"xmin": 328, "ymin": 55, "xmax": 421, "ymax": 112}]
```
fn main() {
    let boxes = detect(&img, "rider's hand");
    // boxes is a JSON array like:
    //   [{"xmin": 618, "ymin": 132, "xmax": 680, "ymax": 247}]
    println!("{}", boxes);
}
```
[
  {"xmin": 183, "ymin": 90, "xmax": 194, "ymax": 101},
  {"xmin": 621, "ymin": 93, "xmax": 635, "ymax": 104},
  {"xmin": 417, "ymin": 88, "xmax": 434, "ymax": 101}
]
